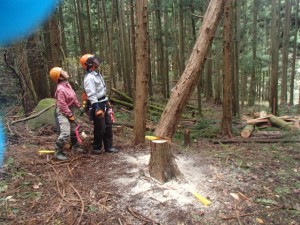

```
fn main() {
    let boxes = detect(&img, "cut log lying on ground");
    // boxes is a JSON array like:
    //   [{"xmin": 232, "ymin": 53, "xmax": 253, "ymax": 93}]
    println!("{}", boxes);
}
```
[
  {"xmin": 241, "ymin": 125, "xmax": 255, "ymax": 138},
  {"xmin": 246, "ymin": 114, "xmax": 299, "ymax": 125},
  {"xmin": 241, "ymin": 114, "xmax": 300, "ymax": 138},
  {"xmin": 246, "ymin": 117, "xmax": 271, "ymax": 125},
  {"xmin": 269, "ymin": 115, "xmax": 299, "ymax": 132}
]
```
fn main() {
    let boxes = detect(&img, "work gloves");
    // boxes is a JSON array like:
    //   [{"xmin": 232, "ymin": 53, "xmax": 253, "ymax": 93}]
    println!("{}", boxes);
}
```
[
  {"xmin": 92, "ymin": 102, "xmax": 104, "ymax": 117},
  {"xmin": 95, "ymin": 109, "xmax": 104, "ymax": 117},
  {"xmin": 68, "ymin": 115, "xmax": 75, "ymax": 122}
]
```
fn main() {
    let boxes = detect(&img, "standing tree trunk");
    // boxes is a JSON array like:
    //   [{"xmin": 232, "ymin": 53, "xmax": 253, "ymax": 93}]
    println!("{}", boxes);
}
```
[
  {"xmin": 270, "ymin": 0, "xmax": 279, "ymax": 115},
  {"xmin": 220, "ymin": 0, "xmax": 233, "ymax": 137},
  {"xmin": 96, "ymin": 1, "xmax": 104, "ymax": 61},
  {"xmin": 280, "ymin": 0, "xmax": 292, "ymax": 105},
  {"xmin": 133, "ymin": 0, "xmax": 149, "ymax": 145},
  {"xmin": 197, "ymin": 72, "xmax": 203, "ymax": 115},
  {"xmin": 155, "ymin": 0, "xmax": 225, "ymax": 139},
  {"xmin": 4, "ymin": 47, "xmax": 37, "ymax": 114},
  {"xmin": 178, "ymin": 0, "xmax": 185, "ymax": 75},
  {"xmin": 204, "ymin": 48, "xmax": 213, "ymax": 102},
  {"xmin": 58, "ymin": 5, "xmax": 68, "ymax": 58},
  {"xmin": 214, "ymin": 28, "xmax": 222, "ymax": 105},
  {"xmin": 76, "ymin": 0, "xmax": 86, "ymax": 55},
  {"xmin": 118, "ymin": 0, "xmax": 132, "ymax": 97},
  {"xmin": 163, "ymin": 11, "xmax": 170, "ymax": 98},
  {"xmin": 290, "ymin": 0, "xmax": 299, "ymax": 106},
  {"xmin": 232, "ymin": 0, "xmax": 240, "ymax": 116},
  {"xmin": 129, "ymin": 0, "xmax": 137, "ymax": 94},
  {"xmin": 100, "ymin": 0, "xmax": 113, "ymax": 95},
  {"xmin": 248, "ymin": 0, "xmax": 257, "ymax": 106},
  {"xmin": 43, "ymin": 14, "xmax": 62, "ymax": 97},
  {"xmin": 85, "ymin": 0, "xmax": 93, "ymax": 53},
  {"xmin": 26, "ymin": 33, "xmax": 50, "ymax": 100},
  {"xmin": 154, "ymin": 0, "xmax": 165, "ymax": 98}
]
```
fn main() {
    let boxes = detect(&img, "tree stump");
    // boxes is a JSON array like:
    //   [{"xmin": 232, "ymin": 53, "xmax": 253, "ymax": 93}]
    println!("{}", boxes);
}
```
[
  {"xmin": 149, "ymin": 140, "xmax": 181, "ymax": 183},
  {"xmin": 184, "ymin": 129, "xmax": 191, "ymax": 147},
  {"xmin": 115, "ymin": 126, "xmax": 123, "ymax": 135}
]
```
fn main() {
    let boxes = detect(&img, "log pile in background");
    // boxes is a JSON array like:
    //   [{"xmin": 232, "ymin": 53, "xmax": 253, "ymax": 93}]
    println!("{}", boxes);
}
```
[{"xmin": 241, "ymin": 112, "xmax": 300, "ymax": 138}]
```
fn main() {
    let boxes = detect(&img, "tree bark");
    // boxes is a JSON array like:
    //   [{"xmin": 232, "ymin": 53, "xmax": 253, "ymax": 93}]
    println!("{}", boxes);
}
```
[
  {"xmin": 85, "ymin": 0, "xmax": 93, "ymax": 53},
  {"xmin": 270, "ymin": 0, "xmax": 279, "ymax": 115},
  {"xmin": 133, "ymin": 0, "xmax": 149, "ymax": 145},
  {"xmin": 204, "ymin": 48, "xmax": 213, "ymax": 102},
  {"xmin": 220, "ymin": 0, "xmax": 233, "ymax": 137},
  {"xmin": 248, "ymin": 0, "xmax": 258, "ymax": 106},
  {"xmin": 178, "ymin": 0, "xmax": 185, "ymax": 75},
  {"xmin": 214, "ymin": 28, "xmax": 222, "ymax": 105},
  {"xmin": 269, "ymin": 115, "xmax": 299, "ymax": 132},
  {"xmin": 290, "ymin": 0, "xmax": 299, "ymax": 106},
  {"xmin": 232, "ymin": 0, "xmax": 240, "ymax": 116},
  {"xmin": 26, "ymin": 33, "xmax": 50, "ymax": 101},
  {"xmin": 184, "ymin": 129, "xmax": 191, "ymax": 147},
  {"xmin": 76, "ymin": 0, "xmax": 86, "ymax": 55},
  {"xmin": 280, "ymin": 0, "xmax": 292, "ymax": 105},
  {"xmin": 149, "ymin": 140, "xmax": 181, "ymax": 183},
  {"xmin": 241, "ymin": 125, "xmax": 255, "ymax": 138},
  {"xmin": 154, "ymin": 0, "xmax": 225, "ymax": 139}
]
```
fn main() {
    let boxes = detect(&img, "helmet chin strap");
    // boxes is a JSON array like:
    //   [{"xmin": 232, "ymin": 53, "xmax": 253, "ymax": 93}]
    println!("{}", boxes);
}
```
[
  {"xmin": 61, "ymin": 73, "xmax": 69, "ymax": 80},
  {"xmin": 60, "ymin": 70, "xmax": 70, "ymax": 80}
]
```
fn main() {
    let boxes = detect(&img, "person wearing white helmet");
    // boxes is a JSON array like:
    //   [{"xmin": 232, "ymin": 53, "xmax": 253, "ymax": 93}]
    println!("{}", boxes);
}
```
[{"xmin": 49, "ymin": 67, "xmax": 85, "ymax": 160}]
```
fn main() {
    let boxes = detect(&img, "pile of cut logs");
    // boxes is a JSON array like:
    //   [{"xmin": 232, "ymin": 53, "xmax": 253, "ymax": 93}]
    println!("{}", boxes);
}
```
[{"xmin": 241, "ymin": 111, "xmax": 300, "ymax": 138}]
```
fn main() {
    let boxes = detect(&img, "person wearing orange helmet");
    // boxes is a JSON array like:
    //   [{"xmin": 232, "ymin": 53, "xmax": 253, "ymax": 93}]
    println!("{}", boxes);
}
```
[
  {"xmin": 49, "ymin": 67, "xmax": 85, "ymax": 160},
  {"xmin": 80, "ymin": 54, "xmax": 118, "ymax": 154}
]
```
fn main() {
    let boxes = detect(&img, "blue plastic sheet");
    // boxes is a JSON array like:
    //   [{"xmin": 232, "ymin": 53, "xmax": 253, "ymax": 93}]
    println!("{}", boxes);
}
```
[
  {"xmin": 0, "ymin": 0, "xmax": 58, "ymax": 45},
  {"xmin": 0, "ymin": 123, "xmax": 4, "ymax": 167},
  {"xmin": 0, "ymin": 0, "xmax": 59, "ymax": 166}
]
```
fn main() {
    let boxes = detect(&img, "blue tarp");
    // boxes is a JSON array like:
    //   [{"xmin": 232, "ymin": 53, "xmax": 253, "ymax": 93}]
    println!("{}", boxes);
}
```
[
  {"xmin": 0, "ymin": 0, "xmax": 58, "ymax": 45},
  {"xmin": 0, "ymin": 122, "xmax": 5, "ymax": 167}
]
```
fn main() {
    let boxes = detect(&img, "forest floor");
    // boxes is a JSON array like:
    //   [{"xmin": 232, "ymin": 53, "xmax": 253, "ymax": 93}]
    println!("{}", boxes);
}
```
[{"xmin": 1, "ymin": 104, "xmax": 300, "ymax": 225}]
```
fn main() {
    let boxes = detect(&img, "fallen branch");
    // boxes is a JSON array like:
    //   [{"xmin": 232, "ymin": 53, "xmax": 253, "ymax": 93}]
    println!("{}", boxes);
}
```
[
  {"xmin": 69, "ymin": 184, "xmax": 84, "ymax": 225},
  {"xmin": 219, "ymin": 206, "xmax": 283, "ymax": 220},
  {"xmin": 127, "ymin": 206, "xmax": 160, "ymax": 224},
  {"xmin": 10, "ymin": 104, "xmax": 55, "ymax": 125}
]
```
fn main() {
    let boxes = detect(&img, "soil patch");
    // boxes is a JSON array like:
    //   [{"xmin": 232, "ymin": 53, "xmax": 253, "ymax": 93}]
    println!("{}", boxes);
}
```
[{"xmin": 0, "ymin": 124, "xmax": 299, "ymax": 224}]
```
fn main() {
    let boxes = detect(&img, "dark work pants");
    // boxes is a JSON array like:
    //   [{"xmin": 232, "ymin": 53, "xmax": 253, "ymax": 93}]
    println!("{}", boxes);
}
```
[{"xmin": 93, "ymin": 102, "xmax": 113, "ymax": 150}]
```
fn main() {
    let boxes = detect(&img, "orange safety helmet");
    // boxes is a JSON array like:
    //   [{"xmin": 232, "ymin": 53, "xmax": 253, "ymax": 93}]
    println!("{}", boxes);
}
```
[
  {"xmin": 80, "ymin": 54, "xmax": 94, "ymax": 69},
  {"xmin": 49, "ymin": 67, "xmax": 62, "ymax": 83}
]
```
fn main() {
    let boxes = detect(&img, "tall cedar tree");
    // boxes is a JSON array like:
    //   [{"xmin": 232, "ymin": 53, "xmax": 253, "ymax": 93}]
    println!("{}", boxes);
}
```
[
  {"xmin": 155, "ymin": 0, "xmax": 225, "ymax": 139},
  {"xmin": 133, "ymin": 0, "xmax": 149, "ymax": 144}
]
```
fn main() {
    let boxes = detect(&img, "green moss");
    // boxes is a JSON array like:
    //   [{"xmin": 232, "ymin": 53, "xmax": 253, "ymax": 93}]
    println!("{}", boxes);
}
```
[{"xmin": 26, "ymin": 98, "xmax": 56, "ymax": 131}]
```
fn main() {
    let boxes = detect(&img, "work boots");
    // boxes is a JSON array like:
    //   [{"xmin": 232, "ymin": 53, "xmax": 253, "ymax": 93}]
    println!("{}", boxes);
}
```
[
  {"xmin": 55, "ymin": 150, "xmax": 68, "ymax": 160},
  {"xmin": 105, "ymin": 147, "xmax": 119, "ymax": 153},
  {"xmin": 71, "ymin": 137, "xmax": 85, "ymax": 153},
  {"xmin": 55, "ymin": 142, "xmax": 68, "ymax": 161},
  {"xmin": 73, "ymin": 144, "xmax": 85, "ymax": 153}
]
